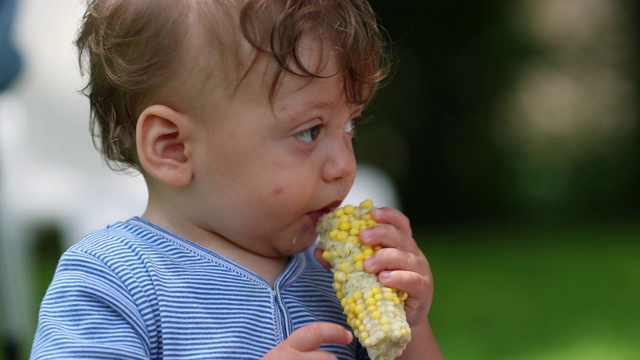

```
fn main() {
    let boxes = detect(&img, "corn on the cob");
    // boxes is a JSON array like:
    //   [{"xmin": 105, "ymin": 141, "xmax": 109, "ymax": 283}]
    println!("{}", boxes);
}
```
[{"xmin": 317, "ymin": 199, "xmax": 411, "ymax": 360}]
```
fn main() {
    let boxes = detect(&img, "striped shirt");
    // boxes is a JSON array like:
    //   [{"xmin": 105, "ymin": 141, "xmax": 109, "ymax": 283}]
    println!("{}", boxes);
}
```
[{"xmin": 31, "ymin": 217, "xmax": 369, "ymax": 359}]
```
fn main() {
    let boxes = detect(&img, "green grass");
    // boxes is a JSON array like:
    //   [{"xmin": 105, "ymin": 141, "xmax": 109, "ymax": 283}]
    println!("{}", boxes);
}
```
[
  {"xmin": 421, "ymin": 222, "xmax": 640, "ymax": 360},
  {"xmin": 3, "ymin": 222, "xmax": 639, "ymax": 360}
]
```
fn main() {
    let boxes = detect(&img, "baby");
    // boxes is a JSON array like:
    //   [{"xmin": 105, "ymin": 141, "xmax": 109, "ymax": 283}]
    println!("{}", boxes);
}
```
[{"xmin": 31, "ymin": 1, "xmax": 444, "ymax": 359}]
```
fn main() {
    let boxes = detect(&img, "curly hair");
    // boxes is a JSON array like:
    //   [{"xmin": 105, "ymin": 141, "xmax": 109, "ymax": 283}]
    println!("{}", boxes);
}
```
[{"xmin": 76, "ymin": 0, "xmax": 392, "ymax": 173}]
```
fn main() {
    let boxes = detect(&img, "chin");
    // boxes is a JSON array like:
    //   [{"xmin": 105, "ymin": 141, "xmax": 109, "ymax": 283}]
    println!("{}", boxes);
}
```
[{"xmin": 284, "ymin": 230, "xmax": 317, "ymax": 255}]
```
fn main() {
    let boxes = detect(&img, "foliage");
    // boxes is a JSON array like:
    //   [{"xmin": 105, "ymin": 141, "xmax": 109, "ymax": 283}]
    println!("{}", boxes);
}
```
[
  {"xmin": 365, "ymin": 1, "xmax": 640, "ymax": 227},
  {"xmin": 421, "ymin": 223, "xmax": 640, "ymax": 360}
]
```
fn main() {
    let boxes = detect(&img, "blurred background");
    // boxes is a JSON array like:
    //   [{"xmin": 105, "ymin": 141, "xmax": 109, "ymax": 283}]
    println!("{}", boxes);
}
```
[{"xmin": 1, "ymin": 0, "xmax": 639, "ymax": 359}]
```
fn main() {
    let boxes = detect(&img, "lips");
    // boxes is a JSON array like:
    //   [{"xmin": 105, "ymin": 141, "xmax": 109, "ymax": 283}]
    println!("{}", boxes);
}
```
[{"xmin": 308, "ymin": 200, "xmax": 342, "ymax": 224}]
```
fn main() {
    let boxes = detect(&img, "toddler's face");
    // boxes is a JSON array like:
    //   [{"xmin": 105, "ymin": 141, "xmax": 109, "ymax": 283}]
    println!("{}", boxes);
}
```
[{"xmin": 188, "ymin": 40, "xmax": 362, "ymax": 258}]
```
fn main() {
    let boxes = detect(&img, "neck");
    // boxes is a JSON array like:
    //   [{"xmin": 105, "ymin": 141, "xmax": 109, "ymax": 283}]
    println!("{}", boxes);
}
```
[{"xmin": 141, "ymin": 207, "xmax": 289, "ymax": 286}]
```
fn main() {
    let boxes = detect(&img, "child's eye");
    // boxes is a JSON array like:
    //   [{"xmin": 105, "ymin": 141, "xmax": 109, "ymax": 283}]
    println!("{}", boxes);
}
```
[{"xmin": 295, "ymin": 124, "xmax": 325, "ymax": 143}]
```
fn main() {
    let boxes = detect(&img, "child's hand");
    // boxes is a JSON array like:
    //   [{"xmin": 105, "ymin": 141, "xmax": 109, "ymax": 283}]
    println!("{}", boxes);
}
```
[
  {"xmin": 358, "ymin": 207, "xmax": 434, "ymax": 328},
  {"xmin": 263, "ymin": 322, "xmax": 353, "ymax": 360}
]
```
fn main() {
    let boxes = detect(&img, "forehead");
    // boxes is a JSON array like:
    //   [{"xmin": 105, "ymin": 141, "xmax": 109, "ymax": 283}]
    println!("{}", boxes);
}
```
[{"xmin": 276, "ymin": 35, "xmax": 342, "ymax": 94}]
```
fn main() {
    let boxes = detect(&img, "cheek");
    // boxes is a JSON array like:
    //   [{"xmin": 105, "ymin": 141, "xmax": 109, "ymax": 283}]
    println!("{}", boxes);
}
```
[{"xmin": 273, "ymin": 185, "xmax": 284, "ymax": 196}]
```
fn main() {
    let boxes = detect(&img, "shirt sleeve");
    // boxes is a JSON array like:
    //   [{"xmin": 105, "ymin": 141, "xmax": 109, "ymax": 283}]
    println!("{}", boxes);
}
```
[{"xmin": 31, "ymin": 250, "xmax": 150, "ymax": 359}]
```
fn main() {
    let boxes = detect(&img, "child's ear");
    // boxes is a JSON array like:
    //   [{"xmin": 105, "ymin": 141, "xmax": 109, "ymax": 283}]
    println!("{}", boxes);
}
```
[{"xmin": 136, "ymin": 104, "xmax": 194, "ymax": 187}]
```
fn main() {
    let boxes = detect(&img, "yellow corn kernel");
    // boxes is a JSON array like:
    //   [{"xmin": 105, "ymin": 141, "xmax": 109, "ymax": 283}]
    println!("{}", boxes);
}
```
[
  {"xmin": 365, "ymin": 297, "xmax": 377, "ymax": 307},
  {"xmin": 339, "ymin": 262, "xmax": 354, "ymax": 274},
  {"xmin": 360, "ymin": 199, "xmax": 374, "ymax": 208}
]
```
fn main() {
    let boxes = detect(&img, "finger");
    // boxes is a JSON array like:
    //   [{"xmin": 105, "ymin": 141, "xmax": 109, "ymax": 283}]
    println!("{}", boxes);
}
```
[
  {"xmin": 370, "ymin": 207, "xmax": 412, "ymax": 237},
  {"xmin": 378, "ymin": 269, "xmax": 434, "ymax": 326},
  {"xmin": 359, "ymin": 223, "xmax": 420, "ymax": 253},
  {"xmin": 286, "ymin": 322, "xmax": 353, "ymax": 352},
  {"xmin": 377, "ymin": 269, "xmax": 431, "ymax": 298},
  {"xmin": 313, "ymin": 247, "xmax": 331, "ymax": 270},
  {"xmin": 364, "ymin": 248, "xmax": 429, "ymax": 275}
]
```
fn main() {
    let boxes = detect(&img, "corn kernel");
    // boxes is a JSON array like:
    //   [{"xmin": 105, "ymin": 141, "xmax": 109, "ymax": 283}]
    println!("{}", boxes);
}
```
[
  {"xmin": 360, "ymin": 199, "xmax": 374, "ymax": 208},
  {"xmin": 360, "ymin": 331, "xmax": 369, "ymax": 342},
  {"xmin": 365, "ymin": 298, "xmax": 377, "ymax": 307}
]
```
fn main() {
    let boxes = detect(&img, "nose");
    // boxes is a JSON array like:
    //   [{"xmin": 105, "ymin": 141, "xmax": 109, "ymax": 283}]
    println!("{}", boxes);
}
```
[{"xmin": 321, "ymin": 137, "xmax": 356, "ymax": 183}]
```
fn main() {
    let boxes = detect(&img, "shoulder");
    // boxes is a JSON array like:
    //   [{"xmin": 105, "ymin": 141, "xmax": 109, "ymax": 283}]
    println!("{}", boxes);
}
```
[
  {"xmin": 63, "ymin": 218, "xmax": 168, "ymax": 264},
  {"xmin": 69, "ymin": 218, "xmax": 151, "ymax": 252},
  {"xmin": 43, "ymin": 219, "xmax": 174, "ymax": 316},
  {"xmin": 50, "ymin": 218, "xmax": 173, "ymax": 291}
]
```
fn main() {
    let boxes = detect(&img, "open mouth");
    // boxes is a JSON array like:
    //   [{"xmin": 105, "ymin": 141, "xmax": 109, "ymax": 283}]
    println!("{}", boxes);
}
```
[{"xmin": 308, "ymin": 200, "xmax": 342, "ymax": 224}]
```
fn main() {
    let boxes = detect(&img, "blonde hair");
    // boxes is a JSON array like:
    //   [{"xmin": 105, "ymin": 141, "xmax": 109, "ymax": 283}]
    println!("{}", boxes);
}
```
[{"xmin": 76, "ymin": 0, "xmax": 392, "ymax": 172}]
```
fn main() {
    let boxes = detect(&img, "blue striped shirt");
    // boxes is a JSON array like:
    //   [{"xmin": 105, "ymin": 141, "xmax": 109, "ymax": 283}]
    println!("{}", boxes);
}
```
[{"xmin": 31, "ymin": 217, "xmax": 369, "ymax": 359}]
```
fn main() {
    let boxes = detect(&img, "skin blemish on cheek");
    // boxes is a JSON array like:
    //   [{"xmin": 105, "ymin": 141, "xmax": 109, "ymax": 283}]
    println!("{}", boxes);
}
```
[{"xmin": 273, "ymin": 185, "xmax": 284, "ymax": 195}]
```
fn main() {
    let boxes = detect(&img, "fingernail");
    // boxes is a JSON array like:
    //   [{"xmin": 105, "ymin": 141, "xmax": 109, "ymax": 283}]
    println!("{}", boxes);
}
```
[{"xmin": 379, "ymin": 271, "xmax": 390, "ymax": 280}]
